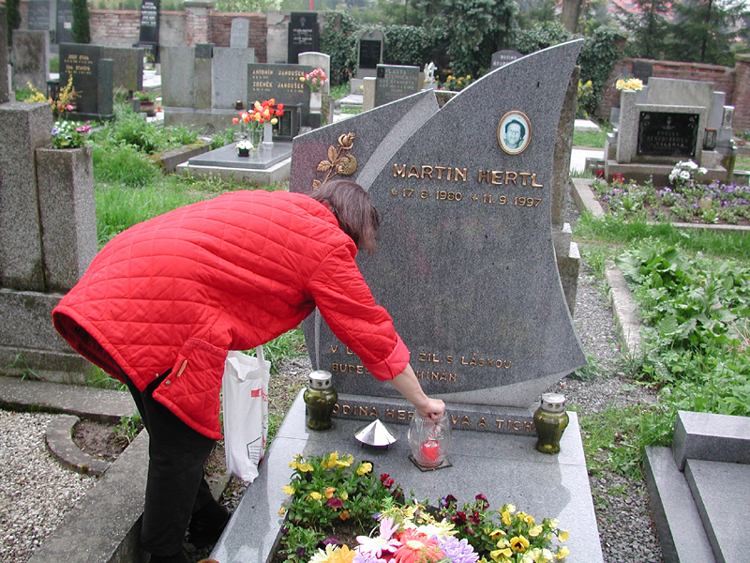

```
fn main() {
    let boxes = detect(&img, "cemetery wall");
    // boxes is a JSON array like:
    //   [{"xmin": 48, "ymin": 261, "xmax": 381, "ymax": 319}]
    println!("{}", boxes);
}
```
[
  {"xmin": 599, "ymin": 57, "xmax": 748, "ymax": 130},
  {"xmin": 90, "ymin": 10, "xmax": 140, "ymax": 48}
]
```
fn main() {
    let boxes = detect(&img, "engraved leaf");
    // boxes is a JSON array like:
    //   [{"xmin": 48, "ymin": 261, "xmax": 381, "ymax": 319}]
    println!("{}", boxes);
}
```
[
  {"xmin": 327, "ymin": 145, "xmax": 338, "ymax": 161},
  {"xmin": 312, "ymin": 179, "xmax": 322, "ymax": 190},
  {"xmin": 317, "ymin": 160, "xmax": 332, "ymax": 172}
]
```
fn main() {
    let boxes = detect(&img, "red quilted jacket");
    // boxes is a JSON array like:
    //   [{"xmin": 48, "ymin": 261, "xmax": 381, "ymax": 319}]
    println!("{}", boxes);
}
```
[{"xmin": 52, "ymin": 189, "xmax": 409, "ymax": 439}]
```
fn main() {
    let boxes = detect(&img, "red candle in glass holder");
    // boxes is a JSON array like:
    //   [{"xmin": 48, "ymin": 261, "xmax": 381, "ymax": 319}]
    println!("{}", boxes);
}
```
[{"xmin": 421, "ymin": 439, "xmax": 440, "ymax": 462}]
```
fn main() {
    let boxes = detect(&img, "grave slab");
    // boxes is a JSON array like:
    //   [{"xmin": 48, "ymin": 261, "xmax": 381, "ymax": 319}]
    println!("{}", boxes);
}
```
[
  {"xmin": 685, "ymin": 458, "xmax": 750, "ymax": 563},
  {"xmin": 644, "ymin": 446, "xmax": 717, "ymax": 563},
  {"xmin": 212, "ymin": 392, "xmax": 602, "ymax": 563},
  {"xmin": 672, "ymin": 410, "xmax": 750, "ymax": 470}
]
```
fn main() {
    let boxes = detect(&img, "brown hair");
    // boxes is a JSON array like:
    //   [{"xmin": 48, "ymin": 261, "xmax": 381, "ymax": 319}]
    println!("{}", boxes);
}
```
[{"xmin": 312, "ymin": 180, "xmax": 380, "ymax": 255}]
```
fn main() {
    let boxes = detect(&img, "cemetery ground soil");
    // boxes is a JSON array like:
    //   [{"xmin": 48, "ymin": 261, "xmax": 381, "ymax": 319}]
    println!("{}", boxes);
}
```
[{"xmin": 72, "ymin": 267, "xmax": 664, "ymax": 563}]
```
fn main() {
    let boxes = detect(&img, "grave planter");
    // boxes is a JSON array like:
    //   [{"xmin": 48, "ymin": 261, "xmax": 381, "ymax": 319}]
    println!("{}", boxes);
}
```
[{"xmin": 35, "ymin": 145, "xmax": 97, "ymax": 292}]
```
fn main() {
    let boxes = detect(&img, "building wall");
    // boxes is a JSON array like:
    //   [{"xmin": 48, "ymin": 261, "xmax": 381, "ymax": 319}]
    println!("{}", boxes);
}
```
[{"xmin": 209, "ymin": 12, "xmax": 267, "ymax": 62}]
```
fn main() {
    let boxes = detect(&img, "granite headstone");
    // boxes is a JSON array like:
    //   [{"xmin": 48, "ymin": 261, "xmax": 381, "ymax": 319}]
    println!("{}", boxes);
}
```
[
  {"xmin": 287, "ymin": 12, "xmax": 318, "ymax": 64},
  {"xmin": 194, "ymin": 44, "xmax": 213, "ymax": 110},
  {"xmin": 27, "ymin": 0, "xmax": 54, "ymax": 32},
  {"xmin": 374, "ymin": 64, "xmax": 420, "ymax": 108},
  {"xmin": 102, "ymin": 47, "xmax": 144, "ymax": 94},
  {"xmin": 11, "ymin": 31, "xmax": 48, "ymax": 92},
  {"xmin": 213, "ymin": 47, "xmax": 255, "ymax": 109},
  {"xmin": 55, "ymin": 0, "xmax": 73, "ymax": 45},
  {"xmin": 290, "ymin": 41, "xmax": 587, "ymax": 428},
  {"xmin": 59, "ymin": 43, "xmax": 114, "ymax": 119},
  {"xmin": 230, "ymin": 17, "xmax": 249, "ymax": 48},
  {"xmin": 247, "ymin": 63, "xmax": 312, "ymax": 113},
  {"xmin": 161, "ymin": 46, "xmax": 195, "ymax": 108}
]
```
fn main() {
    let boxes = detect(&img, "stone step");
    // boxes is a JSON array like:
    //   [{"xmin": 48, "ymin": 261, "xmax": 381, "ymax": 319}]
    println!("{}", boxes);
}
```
[
  {"xmin": 643, "ymin": 447, "xmax": 716, "ymax": 563},
  {"xmin": 685, "ymin": 459, "xmax": 750, "ymax": 563},
  {"xmin": 672, "ymin": 410, "xmax": 750, "ymax": 470}
]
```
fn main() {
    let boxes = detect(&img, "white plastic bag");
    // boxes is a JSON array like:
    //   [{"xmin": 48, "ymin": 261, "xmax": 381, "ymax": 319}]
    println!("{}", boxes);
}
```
[{"xmin": 222, "ymin": 347, "xmax": 271, "ymax": 483}]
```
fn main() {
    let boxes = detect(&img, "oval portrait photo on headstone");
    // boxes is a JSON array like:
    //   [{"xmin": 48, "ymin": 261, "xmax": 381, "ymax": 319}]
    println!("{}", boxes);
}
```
[{"xmin": 498, "ymin": 111, "xmax": 531, "ymax": 155}]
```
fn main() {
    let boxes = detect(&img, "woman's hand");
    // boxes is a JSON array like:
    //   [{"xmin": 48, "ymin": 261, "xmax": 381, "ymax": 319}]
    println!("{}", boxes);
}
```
[
  {"xmin": 388, "ymin": 364, "xmax": 446, "ymax": 420},
  {"xmin": 416, "ymin": 397, "xmax": 445, "ymax": 421}
]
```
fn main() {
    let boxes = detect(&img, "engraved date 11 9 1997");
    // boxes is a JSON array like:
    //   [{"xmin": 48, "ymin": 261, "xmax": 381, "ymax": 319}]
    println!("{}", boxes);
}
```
[{"xmin": 391, "ymin": 188, "xmax": 542, "ymax": 207}]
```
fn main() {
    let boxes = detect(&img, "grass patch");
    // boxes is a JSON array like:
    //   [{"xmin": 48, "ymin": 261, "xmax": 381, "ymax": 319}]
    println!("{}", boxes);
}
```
[{"xmin": 573, "ymin": 128, "xmax": 607, "ymax": 149}]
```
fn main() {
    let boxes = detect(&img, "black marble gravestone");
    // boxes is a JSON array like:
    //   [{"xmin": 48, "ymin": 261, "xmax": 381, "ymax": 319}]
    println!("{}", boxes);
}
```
[
  {"xmin": 59, "ymin": 44, "xmax": 114, "ymax": 120},
  {"xmin": 287, "ymin": 12, "xmax": 318, "ymax": 64},
  {"xmin": 637, "ymin": 111, "xmax": 700, "ymax": 158}
]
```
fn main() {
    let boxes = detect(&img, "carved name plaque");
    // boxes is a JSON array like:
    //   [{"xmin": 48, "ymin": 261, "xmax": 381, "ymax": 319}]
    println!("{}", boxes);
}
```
[{"xmin": 290, "ymin": 41, "xmax": 586, "ymax": 413}]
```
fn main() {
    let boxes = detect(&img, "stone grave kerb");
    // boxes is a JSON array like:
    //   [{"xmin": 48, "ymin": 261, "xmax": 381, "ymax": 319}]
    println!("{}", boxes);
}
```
[{"xmin": 291, "ymin": 40, "xmax": 587, "ymax": 431}]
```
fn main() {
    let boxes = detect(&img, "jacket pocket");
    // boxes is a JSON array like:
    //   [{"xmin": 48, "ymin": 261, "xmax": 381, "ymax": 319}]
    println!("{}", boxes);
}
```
[{"xmin": 152, "ymin": 338, "xmax": 228, "ymax": 440}]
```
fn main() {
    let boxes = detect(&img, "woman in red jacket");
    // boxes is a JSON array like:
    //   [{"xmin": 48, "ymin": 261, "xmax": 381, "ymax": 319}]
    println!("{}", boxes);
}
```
[{"xmin": 52, "ymin": 180, "xmax": 445, "ymax": 563}]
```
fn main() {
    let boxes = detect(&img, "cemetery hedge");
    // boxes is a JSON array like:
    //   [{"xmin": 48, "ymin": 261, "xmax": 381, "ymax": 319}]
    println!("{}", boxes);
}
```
[{"xmin": 321, "ymin": 13, "xmax": 622, "ymax": 115}]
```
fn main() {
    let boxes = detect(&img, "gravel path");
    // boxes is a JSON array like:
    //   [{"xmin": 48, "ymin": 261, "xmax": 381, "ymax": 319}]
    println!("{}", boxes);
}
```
[
  {"xmin": 0, "ymin": 411, "xmax": 96, "ymax": 563},
  {"xmin": 0, "ymin": 254, "xmax": 664, "ymax": 563}
]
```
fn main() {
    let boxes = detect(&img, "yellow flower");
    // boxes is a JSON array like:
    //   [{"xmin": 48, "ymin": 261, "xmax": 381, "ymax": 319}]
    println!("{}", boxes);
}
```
[
  {"xmin": 523, "ymin": 514, "xmax": 535, "ymax": 526},
  {"xmin": 528, "ymin": 525, "xmax": 543, "ymax": 537},
  {"xmin": 556, "ymin": 546, "xmax": 570, "ymax": 559},
  {"xmin": 340, "ymin": 491, "xmax": 349, "ymax": 500},
  {"xmin": 325, "ymin": 487, "xmax": 336, "ymax": 499},
  {"xmin": 490, "ymin": 548, "xmax": 512, "ymax": 561},
  {"xmin": 510, "ymin": 536, "xmax": 530, "ymax": 552},
  {"xmin": 558, "ymin": 530, "xmax": 569, "ymax": 542},
  {"xmin": 324, "ymin": 451, "xmax": 339, "ymax": 468},
  {"xmin": 288, "ymin": 461, "xmax": 299, "ymax": 469},
  {"xmin": 501, "ymin": 511, "xmax": 512, "ymax": 526},
  {"xmin": 271, "ymin": 117, "xmax": 278, "ymax": 125},
  {"xmin": 299, "ymin": 462, "xmax": 314, "ymax": 472},
  {"xmin": 336, "ymin": 453, "xmax": 354, "ymax": 467},
  {"xmin": 309, "ymin": 491, "xmax": 322, "ymax": 500},
  {"xmin": 549, "ymin": 519, "xmax": 559, "ymax": 529},
  {"xmin": 282, "ymin": 485, "xmax": 295, "ymax": 495},
  {"xmin": 356, "ymin": 462, "xmax": 373, "ymax": 475},
  {"xmin": 278, "ymin": 507, "xmax": 286, "ymax": 515},
  {"xmin": 495, "ymin": 538, "xmax": 510, "ymax": 549},
  {"xmin": 490, "ymin": 529, "xmax": 506, "ymax": 540}
]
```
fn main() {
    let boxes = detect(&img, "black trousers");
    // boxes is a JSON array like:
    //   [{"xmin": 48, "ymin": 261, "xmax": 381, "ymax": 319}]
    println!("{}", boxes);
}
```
[{"xmin": 122, "ymin": 369, "xmax": 218, "ymax": 556}]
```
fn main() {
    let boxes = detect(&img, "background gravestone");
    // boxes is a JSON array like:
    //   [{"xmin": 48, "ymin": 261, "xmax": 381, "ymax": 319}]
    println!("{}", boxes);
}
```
[
  {"xmin": 491, "ymin": 50, "xmax": 521, "ymax": 69},
  {"xmin": 287, "ymin": 12, "xmax": 318, "ymax": 64},
  {"xmin": 247, "ymin": 62, "xmax": 311, "ymax": 132},
  {"xmin": 27, "ymin": 0, "xmax": 54, "ymax": 32},
  {"xmin": 291, "ymin": 41, "xmax": 586, "ymax": 428},
  {"xmin": 374, "ymin": 64, "xmax": 419, "ymax": 107},
  {"xmin": 102, "ymin": 47, "xmax": 144, "ymax": 95},
  {"xmin": 136, "ymin": 0, "xmax": 160, "ymax": 62},
  {"xmin": 161, "ymin": 46, "xmax": 195, "ymax": 108},
  {"xmin": 59, "ymin": 44, "xmax": 114, "ymax": 120},
  {"xmin": 356, "ymin": 29, "xmax": 383, "ymax": 79},
  {"xmin": 213, "ymin": 47, "xmax": 255, "ymax": 109},
  {"xmin": 55, "ymin": 0, "xmax": 73, "ymax": 45},
  {"xmin": 11, "ymin": 31, "xmax": 48, "ymax": 92},
  {"xmin": 230, "ymin": 17, "xmax": 249, "ymax": 48}
]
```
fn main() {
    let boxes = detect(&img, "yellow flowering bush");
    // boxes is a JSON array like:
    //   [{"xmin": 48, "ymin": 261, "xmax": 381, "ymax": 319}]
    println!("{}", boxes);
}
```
[
  {"xmin": 440, "ymin": 74, "xmax": 473, "ymax": 92},
  {"xmin": 615, "ymin": 77, "xmax": 644, "ymax": 91}
]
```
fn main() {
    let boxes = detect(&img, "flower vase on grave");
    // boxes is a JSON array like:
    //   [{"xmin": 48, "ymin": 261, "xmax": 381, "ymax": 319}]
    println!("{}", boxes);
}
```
[
  {"xmin": 310, "ymin": 91, "xmax": 322, "ymax": 113},
  {"xmin": 262, "ymin": 122, "xmax": 274, "ymax": 148}
]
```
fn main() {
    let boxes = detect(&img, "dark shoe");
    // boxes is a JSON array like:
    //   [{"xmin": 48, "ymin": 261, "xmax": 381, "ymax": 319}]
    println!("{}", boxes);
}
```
[{"xmin": 188, "ymin": 507, "xmax": 230, "ymax": 549}]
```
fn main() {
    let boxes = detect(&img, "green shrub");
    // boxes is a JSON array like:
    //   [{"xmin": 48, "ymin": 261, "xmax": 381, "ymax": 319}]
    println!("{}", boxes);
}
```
[{"xmin": 320, "ymin": 12, "xmax": 359, "ymax": 87}]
